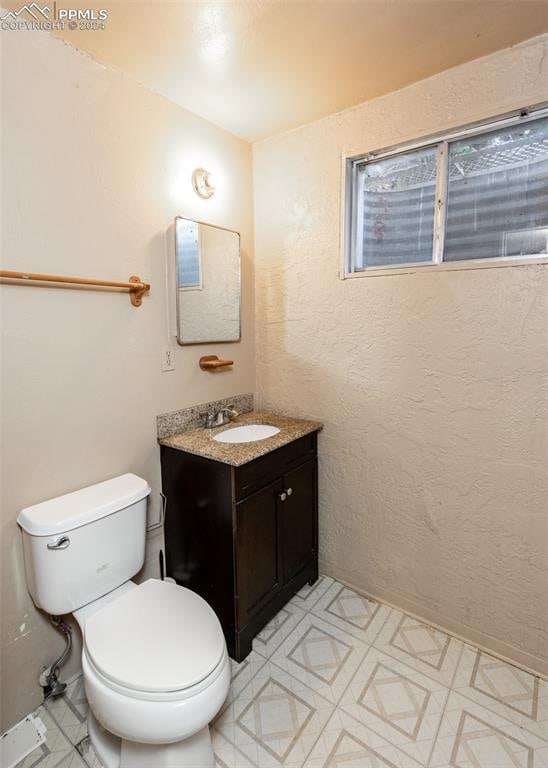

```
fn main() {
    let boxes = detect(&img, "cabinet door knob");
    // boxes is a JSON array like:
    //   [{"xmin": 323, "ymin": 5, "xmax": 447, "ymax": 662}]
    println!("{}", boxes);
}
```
[
  {"xmin": 278, "ymin": 492, "xmax": 287, "ymax": 502},
  {"xmin": 285, "ymin": 487, "xmax": 293, "ymax": 496}
]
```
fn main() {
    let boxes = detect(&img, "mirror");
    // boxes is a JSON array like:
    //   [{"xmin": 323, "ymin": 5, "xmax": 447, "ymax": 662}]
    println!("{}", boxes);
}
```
[{"xmin": 174, "ymin": 217, "xmax": 241, "ymax": 345}]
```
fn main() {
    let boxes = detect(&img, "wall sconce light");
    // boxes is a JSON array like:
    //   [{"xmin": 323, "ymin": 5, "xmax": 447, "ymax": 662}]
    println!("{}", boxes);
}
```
[{"xmin": 192, "ymin": 168, "xmax": 215, "ymax": 199}]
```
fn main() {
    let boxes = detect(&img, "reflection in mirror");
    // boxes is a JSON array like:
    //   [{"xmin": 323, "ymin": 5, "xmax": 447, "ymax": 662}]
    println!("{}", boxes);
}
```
[{"xmin": 175, "ymin": 217, "xmax": 241, "ymax": 345}]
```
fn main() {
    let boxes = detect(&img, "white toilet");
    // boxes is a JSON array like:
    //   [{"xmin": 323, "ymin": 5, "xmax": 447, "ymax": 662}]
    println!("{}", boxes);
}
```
[{"xmin": 17, "ymin": 473, "xmax": 230, "ymax": 768}]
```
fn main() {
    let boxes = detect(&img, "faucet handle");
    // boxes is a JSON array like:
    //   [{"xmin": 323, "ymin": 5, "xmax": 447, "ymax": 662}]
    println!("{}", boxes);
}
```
[
  {"xmin": 202, "ymin": 406, "xmax": 239, "ymax": 429},
  {"xmin": 200, "ymin": 411, "xmax": 215, "ymax": 428}
]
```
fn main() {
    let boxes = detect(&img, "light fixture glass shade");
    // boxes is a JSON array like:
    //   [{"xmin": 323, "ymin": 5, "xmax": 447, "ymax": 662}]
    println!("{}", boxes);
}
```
[{"xmin": 192, "ymin": 168, "xmax": 215, "ymax": 198}]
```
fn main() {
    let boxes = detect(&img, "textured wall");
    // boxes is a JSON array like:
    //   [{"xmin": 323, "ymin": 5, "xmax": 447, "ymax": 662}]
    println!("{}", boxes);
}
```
[
  {"xmin": 0, "ymin": 29, "xmax": 254, "ymax": 730},
  {"xmin": 254, "ymin": 35, "xmax": 548, "ymax": 675}
]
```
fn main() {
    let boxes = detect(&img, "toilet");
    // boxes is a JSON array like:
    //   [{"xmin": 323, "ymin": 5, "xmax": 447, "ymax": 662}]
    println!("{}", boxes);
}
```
[{"xmin": 17, "ymin": 473, "xmax": 230, "ymax": 768}]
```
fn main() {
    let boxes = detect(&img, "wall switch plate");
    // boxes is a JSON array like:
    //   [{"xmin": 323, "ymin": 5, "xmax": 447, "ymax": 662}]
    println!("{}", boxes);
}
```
[{"xmin": 161, "ymin": 348, "xmax": 175, "ymax": 372}]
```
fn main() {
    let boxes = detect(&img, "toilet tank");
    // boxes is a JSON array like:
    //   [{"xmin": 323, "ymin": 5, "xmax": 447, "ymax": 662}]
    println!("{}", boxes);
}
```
[{"xmin": 17, "ymin": 474, "xmax": 151, "ymax": 616}]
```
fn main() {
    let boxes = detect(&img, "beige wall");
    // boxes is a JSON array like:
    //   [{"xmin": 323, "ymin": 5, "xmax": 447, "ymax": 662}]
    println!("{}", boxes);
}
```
[
  {"xmin": 0, "ymin": 29, "xmax": 254, "ymax": 730},
  {"xmin": 253, "ymin": 35, "xmax": 548, "ymax": 675}
]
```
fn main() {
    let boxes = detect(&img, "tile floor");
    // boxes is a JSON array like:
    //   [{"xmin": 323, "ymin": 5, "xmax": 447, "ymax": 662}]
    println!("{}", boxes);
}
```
[{"xmin": 16, "ymin": 576, "xmax": 548, "ymax": 768}]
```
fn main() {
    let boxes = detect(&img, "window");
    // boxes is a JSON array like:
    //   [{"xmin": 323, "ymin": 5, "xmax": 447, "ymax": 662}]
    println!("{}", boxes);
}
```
[{"xmin": 345, "ymin": 110, "xmax": 548, "ymax": 274}]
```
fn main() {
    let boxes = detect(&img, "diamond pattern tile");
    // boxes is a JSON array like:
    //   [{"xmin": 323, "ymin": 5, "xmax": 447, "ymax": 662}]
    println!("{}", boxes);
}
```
[
  {"xmin": 390, "ymin": 616, "xmax": 450, "ymax": 670},
  {"xmin": 272, "ymin": 613, "xmax": 368, "ymax": 703},
  {"xmin": 46, "ymin": 677, "xmax": 88, "ymax": 746},
  {"xmin": 215, "ymin": 661, "xmax": 333, "ymax": 766},
  {"xmin": 312, "ymin": 582, "xmax": 390, "ymax": 644},
  {"xmin": 374, "ymin": 610, "xmax": 462, "ymax": 686},
  {"xmin": 452, "ymin": 711, "xmax": 533, "ymax": 767},
  {"xmin": 289, "ymin": 627, "xmax": 351, "ymax": 684},
  {"xmin": 54, "ymin": 753, "xmax": 88, "ymax": 768},
  {"xmin": 253, "ymin": 603, "xmax": 305, "ymax": 659},
  {"xmin": 340, "ymin": 647, "xmax": 449, "ymax": 765},
  {"xmin": 306, "ymin": 710, "xmax": 423, "ymax": 768},
  {"xmin": 237, "ymin": 678, "xmax": 314, "ymax": 761},
  {"xmin": 452, "ymin": 645, "xmax": 548, "ymax": 741},
  {"xmin": 14, "ymin": 709, "xmax": 75, "ymax": 768},
  {"xmin": 357, "ymin": 661, "xmax": 431, "ymax": 740},
  {"xmin": 212, "ymin": 730, "xmax": 262, "ymax": 767},
  {"xmin": 11, "ymin": 579, "xmax": 548, "ymax": 768},
  {"xmin": 75, "ymin": 736, "xmax": 103, "ymax": 768},
  {"xmin": 471, "ymin": 655, "xmax": 538, "ymax": 717},
  {"xmin": 216, "ymin": 651, "xmax": 267, "ymax": 718},
  {"xmin": 289, "ymin": 576, "xmax": 334, "ymax": 612},
  {"xmin": 429, "ymin": 692, "xmax": 548, "ymax": 767}
]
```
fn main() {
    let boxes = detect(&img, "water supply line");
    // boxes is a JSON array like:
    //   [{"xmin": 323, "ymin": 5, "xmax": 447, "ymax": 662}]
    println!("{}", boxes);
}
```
[{"xmin": 40, "ymin": 616, "xmax": 72, "ymax": 699}]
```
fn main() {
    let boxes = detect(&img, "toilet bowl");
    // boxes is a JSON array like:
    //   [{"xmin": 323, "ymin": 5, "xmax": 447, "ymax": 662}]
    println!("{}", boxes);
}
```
[
  {"xmin": 17, "ymin": 474, "xmax": 230, "ymax": 768},
  {"xmin": 76, "ymin": 578, "xmax": 230, "ymax": 766}
]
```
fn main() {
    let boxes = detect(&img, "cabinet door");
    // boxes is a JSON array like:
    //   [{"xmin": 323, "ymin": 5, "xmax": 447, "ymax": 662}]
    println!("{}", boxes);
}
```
[
  {"xmin": 235, "ymin": 479, "xmax": 283, "ymax": 628},
  {"xmin": 281, "ymin": 459, "xmax": 318, "ymax": 585}
]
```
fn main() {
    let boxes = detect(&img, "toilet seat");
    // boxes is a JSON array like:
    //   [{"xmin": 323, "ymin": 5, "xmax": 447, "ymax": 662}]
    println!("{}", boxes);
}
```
[
  {"xmin": 84, "ymin": 579, "xmax": 226, "ymax": 696},
  {"xmin": 83, "ymin": 644, "xmax": 228, "ymax": 702}
]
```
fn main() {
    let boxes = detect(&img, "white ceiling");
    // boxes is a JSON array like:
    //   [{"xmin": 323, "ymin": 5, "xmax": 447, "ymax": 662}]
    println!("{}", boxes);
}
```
[{"xmin": 40, "ymin": 1, "xmax": 548, "ymax": 141}]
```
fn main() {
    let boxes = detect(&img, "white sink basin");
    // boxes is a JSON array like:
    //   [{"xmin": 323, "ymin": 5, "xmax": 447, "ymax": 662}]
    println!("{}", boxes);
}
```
[{"xmin": 213, "ymin": 424, "xmax": 280, "ymax": 444}]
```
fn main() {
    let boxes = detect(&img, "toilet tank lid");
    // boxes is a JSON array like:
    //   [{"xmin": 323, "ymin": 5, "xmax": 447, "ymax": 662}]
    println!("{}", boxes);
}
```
[{"xmin": 17, "ymin": 474, "xmax": 151, "ymax": 536}]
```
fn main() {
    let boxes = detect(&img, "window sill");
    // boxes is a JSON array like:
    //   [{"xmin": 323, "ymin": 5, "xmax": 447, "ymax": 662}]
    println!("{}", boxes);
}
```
[{"xmin": 341, "ymin": 254, "xmax": 548, "ymax": 279}]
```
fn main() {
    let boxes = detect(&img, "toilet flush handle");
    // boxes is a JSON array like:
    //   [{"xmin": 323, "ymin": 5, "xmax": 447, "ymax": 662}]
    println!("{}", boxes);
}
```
[{"xmin": 47, "ymin": 536, "xmax": 70, "ymax": 550}]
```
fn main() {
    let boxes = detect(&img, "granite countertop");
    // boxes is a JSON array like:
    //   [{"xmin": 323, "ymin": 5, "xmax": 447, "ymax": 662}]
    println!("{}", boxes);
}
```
[{"xmin": 158, "ymin": 411, "xmax": 323, "ymax": 467}]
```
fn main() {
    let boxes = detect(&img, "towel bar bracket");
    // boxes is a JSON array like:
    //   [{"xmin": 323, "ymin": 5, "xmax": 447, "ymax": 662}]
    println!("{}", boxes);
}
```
[{"xmin": 129, "ymin": 275, "xmax": 149, "ymax": 307}]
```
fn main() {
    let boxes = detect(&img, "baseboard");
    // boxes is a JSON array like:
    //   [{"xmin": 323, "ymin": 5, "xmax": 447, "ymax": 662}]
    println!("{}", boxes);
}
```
[{"xmin": 320, "ymin": 559, "xmax": 548, "ymax": 681}]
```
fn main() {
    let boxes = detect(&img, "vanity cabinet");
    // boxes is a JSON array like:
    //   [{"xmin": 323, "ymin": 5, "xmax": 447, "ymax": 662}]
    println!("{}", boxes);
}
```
[{"xmin": 160, "ymin": 432, "xmax": 319, "ymax": 661}]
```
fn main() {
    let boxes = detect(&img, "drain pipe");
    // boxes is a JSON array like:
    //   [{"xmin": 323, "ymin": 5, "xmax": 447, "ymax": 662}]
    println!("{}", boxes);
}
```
[{"xmin": 39, "ymin": 616, "xmax": 72, "ymax": 699}]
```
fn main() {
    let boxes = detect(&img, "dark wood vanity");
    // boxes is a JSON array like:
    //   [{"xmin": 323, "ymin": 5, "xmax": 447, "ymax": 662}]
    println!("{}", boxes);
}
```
[{"xmin": 160, "ymin": 425, "xmax": 320, "ymax": 661}]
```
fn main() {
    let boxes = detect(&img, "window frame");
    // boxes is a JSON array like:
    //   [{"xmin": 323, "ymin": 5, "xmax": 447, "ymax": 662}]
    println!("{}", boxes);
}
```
[{"xmin": 342, "ymin": 105, "xmax": 548, "ymax": 279}]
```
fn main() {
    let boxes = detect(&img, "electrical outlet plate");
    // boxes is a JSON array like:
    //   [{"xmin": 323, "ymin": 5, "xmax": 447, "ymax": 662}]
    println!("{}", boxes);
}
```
[{"xmin": 161, "ymin": 348, "xmax": 175, "ymax": 372}]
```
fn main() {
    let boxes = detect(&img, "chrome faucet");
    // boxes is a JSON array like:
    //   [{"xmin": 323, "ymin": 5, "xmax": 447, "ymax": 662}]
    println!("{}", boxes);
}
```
[{"xmin": 202, "ymin": 405, "xmax": 240, "ymax": 429}]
